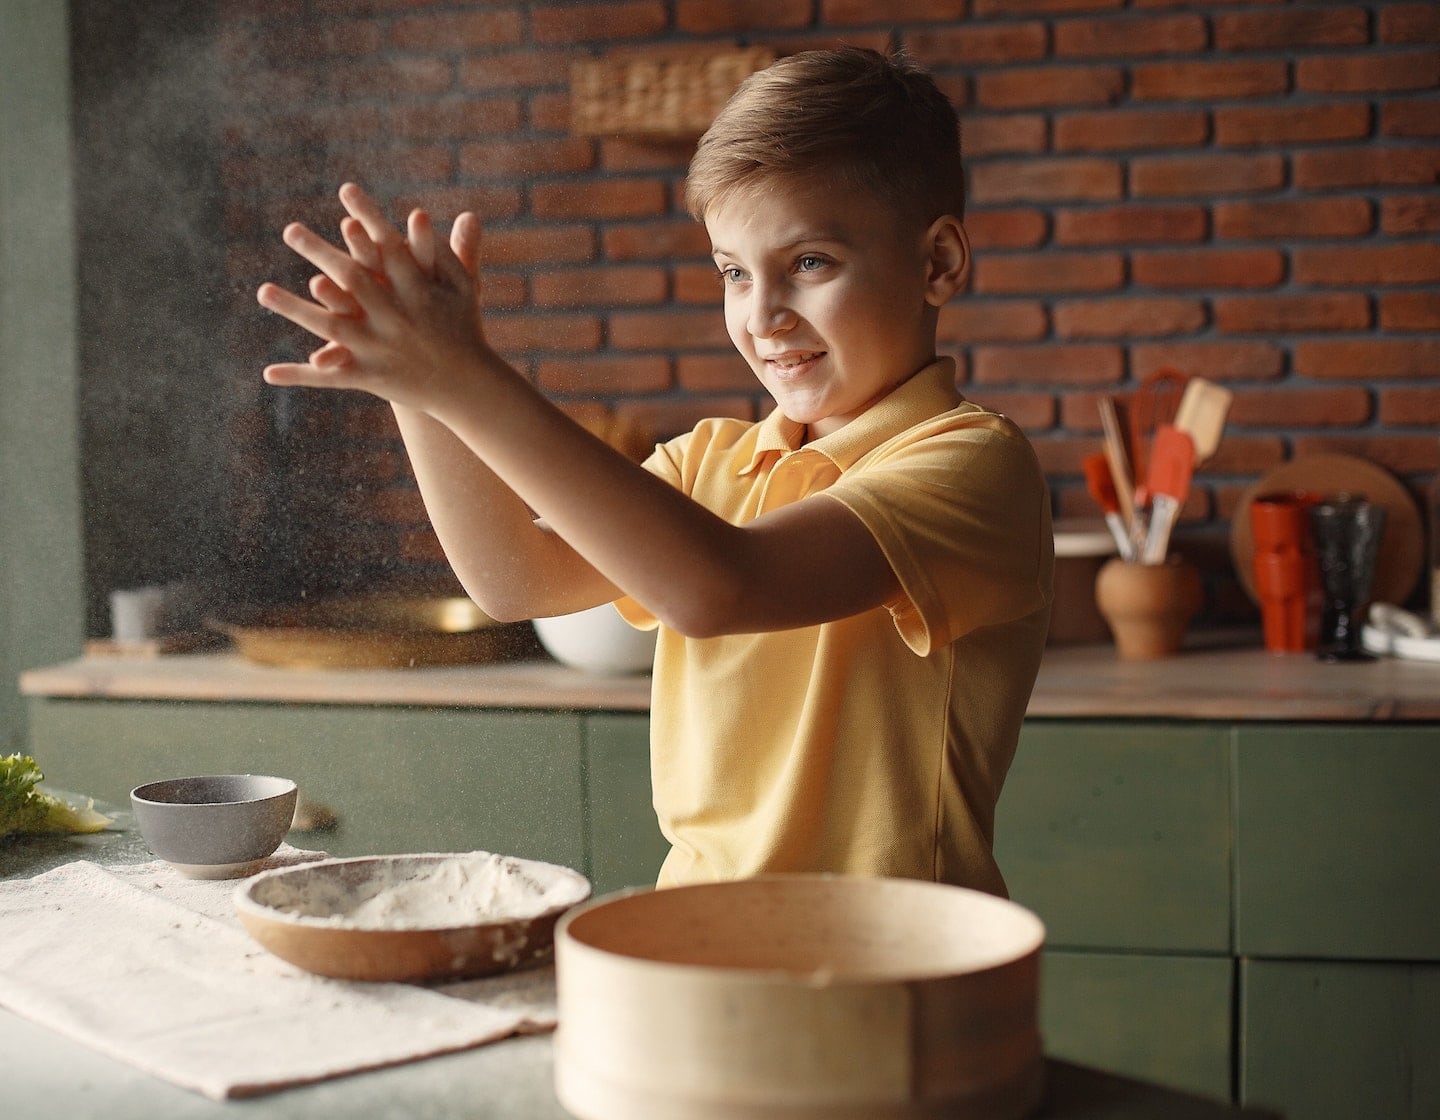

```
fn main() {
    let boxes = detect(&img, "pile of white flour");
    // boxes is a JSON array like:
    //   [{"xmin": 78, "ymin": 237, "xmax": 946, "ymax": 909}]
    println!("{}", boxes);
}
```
[{"xmin": 247, "ymin": 852, "xmax": 585, "ymax": 930}]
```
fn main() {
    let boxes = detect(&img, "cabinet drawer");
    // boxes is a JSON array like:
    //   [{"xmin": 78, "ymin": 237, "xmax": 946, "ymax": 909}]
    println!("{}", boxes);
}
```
[
  {"xmin": 1234, "ymin": 724, "xmax": 1440, "ymax": 959},
  {"xmin": 28, "ymin": 698, "xmax": 587, "ymax": 868},
  {"xmin": 1041, "ymin": 949, "xmax": 1234, "ymax": 1102},
  {"xmin": 1240, "ymin": 958, "xmax": 1440, "ymax": 1120},
  {"xmin": 995, "ymin": 721, "xmax": 1232, "ymax": 952}
]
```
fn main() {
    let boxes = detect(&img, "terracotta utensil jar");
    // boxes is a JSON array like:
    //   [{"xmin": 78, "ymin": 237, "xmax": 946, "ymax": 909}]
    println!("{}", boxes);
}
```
[{"xmin": 1095, "ymin": 556, "xmax": 1203, "ymax": 660}]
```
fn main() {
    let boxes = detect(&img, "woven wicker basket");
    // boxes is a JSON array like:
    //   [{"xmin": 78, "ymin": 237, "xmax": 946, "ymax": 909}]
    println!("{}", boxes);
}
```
[{"xmin": 570, "ymin": 47, "xmax": 775, "ymax": 139}]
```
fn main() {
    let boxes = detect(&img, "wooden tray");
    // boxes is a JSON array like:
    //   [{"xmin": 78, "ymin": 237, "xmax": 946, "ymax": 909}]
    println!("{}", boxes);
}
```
[{"xmin": 210, "ymin": 593, "xmax": 531, "ymax": 670}]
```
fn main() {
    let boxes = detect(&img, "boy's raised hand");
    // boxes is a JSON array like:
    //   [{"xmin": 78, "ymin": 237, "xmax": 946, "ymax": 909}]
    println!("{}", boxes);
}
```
[{"xmin": 257, "ymin": 182, "xmax": 489, "ymax": 417}]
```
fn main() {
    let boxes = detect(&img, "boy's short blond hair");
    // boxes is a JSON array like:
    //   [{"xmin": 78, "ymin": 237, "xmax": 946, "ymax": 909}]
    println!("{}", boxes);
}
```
[{"xmin": 685, "ymin": 47, "xmax": 965, "ymax": 230}]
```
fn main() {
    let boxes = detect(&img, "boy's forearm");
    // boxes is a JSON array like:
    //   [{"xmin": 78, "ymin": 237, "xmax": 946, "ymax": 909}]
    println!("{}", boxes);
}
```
[
  {"xmin": 421, "ymin": 351, "xmax": 758, "ymax": 636},
  {"xmin": 390, "ymin": 403, "xmax": 618, "ymax": 621}
]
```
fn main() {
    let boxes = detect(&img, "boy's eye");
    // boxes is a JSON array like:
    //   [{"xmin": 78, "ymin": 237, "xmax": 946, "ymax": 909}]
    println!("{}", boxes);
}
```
[
  {"xmin": 718, "ymin": 266, "xmax": 747, "ymax": 284},
  {"xmin": 796, "ymin": 254, "xmax": 828, "ymax": 273}
]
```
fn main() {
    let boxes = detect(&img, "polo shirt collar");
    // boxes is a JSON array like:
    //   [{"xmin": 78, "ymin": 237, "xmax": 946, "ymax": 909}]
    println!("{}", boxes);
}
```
[{"xmin": 738, "ymin": 357, "xmax": 962, "ymax": 475}]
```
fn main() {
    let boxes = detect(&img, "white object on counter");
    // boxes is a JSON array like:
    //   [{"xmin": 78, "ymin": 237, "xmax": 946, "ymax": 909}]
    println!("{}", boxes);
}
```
[
  {"xmin": 1362, "ymin": 602, "xmax": 1440, "ymax": 662},
  {"xmin": 109, "ymin": 586, "xmax": 165, "ymax": 643},
  {"xmin": 532, "ymin": 602, "xmax": 656, "ymax": 675}
]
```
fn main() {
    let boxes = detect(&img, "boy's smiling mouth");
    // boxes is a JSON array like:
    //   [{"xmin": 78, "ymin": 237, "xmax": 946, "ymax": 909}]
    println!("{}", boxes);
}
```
[{"xmin": 764, "ymin": 350, "xmax": 826, "ymax": 376}]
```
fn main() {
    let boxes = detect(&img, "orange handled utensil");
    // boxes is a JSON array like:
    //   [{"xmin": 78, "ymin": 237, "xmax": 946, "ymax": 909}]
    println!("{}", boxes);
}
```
[
  {"xmin": 1140, "ymin": 424, "xmax": 1195, "ymax": 565},
  {"xmin": 1083, "ymin": 452, "xmax": 1135, "ymax": 560},
  {"xmin": 1129, "ymin": 366, "xmax": 1189, "ymax": 483}
]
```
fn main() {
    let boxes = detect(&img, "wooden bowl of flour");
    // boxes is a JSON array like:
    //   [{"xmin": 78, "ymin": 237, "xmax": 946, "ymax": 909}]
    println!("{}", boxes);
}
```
[
  {"xmin": 234, "ymin": 852, "xmax": 591, "ymax": 982},
  {"xmin": 554, "ymin": 875, "xmax": 1046, "ymax": 1120}
]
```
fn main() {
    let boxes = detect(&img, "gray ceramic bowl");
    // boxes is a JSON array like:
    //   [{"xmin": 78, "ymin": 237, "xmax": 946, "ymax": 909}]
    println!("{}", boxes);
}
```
[{"xmin": 130, "ymin": 774, "xmax": 298, "ymax": 879}]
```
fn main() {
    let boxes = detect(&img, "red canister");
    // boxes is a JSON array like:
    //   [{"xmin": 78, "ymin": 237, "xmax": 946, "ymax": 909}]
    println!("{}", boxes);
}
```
[{"xmin": 1250, "ymin": 491, "xmax": 1320, "ymax": 652}]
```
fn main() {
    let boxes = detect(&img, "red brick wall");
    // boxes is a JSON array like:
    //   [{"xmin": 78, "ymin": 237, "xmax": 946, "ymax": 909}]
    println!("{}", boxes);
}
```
[{"xmin": 220, "ymin": 0, "xmax": 1439, "ymax": 620}]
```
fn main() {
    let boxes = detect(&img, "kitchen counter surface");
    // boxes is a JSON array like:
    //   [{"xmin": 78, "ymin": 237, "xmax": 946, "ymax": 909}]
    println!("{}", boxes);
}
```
[
  {"xmin": 20, "ymin": 651, "xmax": 654, "ymax": 712},
  {"xmin": 19, "ymin": 636, "xmax": 1440, "ymax": 721},
  {"xmin": 2, "ymin": 826, "xmax": 1278, "ymax": 1119}
]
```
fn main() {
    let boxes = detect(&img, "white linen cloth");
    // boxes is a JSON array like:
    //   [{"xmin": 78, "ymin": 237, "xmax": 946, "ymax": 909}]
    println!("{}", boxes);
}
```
[{"xmin": 0, "ymin": 846, "xmax": 557, "ymax": 1099}]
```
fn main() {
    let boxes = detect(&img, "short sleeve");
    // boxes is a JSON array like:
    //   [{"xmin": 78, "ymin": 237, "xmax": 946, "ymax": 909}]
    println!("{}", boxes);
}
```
[{"xmin": 822, "ymin": 417, "xmax": 1053, "ymax": 656}]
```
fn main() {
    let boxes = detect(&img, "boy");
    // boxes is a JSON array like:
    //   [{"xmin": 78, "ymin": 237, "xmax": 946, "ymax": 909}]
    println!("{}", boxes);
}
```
[{"xmin": 257, "ymin": 47, "xmax": 1053, "ymax": 896}]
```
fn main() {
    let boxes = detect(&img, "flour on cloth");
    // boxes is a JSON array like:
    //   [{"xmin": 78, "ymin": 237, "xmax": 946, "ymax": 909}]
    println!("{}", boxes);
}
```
[{"xmin": 0, "ymin": 852, "xmax": 557, "ymax": 1100}]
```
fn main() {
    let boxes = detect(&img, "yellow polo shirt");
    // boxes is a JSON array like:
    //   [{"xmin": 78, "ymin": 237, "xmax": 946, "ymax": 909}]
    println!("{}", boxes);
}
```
[{"xmin": 616, "ymin": 358, "xmax": 1053, "ymax": 895}]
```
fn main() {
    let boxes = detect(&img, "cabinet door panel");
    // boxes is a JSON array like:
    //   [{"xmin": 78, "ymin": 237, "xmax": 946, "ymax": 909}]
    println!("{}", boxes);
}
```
[
  {"xmin": 584, "ymin": 713, "xmax": 668, "ymax": 895},
  {"xmin": 1240, "ymin": 958, "xmax": 1440, "ymax": 1119},
  {"xmin": 1041, "ymin": 950, "xmax": 1234, "ymax": 1103},
  {"xmin": 1234, "ymin": 724, "xmax": 1440, "ymax": 959},
  {"xmin": 28, "ymin": 699, "xmax": 587, "ymax": 867},
  {"xmin": 996, "ymin": 721, "xmax": 1232, "ymax": 952}
]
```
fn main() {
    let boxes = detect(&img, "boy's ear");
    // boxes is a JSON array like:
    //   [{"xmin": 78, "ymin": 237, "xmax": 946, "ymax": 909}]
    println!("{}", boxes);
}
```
[{"xmin": 923, "ymin": 215, "xmax": 970, "ymax": 306}]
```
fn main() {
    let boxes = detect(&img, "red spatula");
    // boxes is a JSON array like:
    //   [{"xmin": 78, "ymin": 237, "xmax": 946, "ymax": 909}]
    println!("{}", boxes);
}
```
[
  {"xmin": 1140, "ymin": 425, "xmax": 1195, "ymax": 564},
  {"xmin": 1083, "ymin": 452, "xmax": 1135, "ymax": 560}
]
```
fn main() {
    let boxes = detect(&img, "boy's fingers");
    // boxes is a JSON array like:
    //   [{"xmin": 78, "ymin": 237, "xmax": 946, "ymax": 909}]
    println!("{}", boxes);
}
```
[
  {"xmin": 336, "ymin": 182, "xmax": 423, "ymax": 288},
  {"xmin": 450, "ymin": 212, "xmax": 481, "ymax": 275},
  {"xmin": 263, "ymin": 360, "xmax": 331, "ymax": 387},
  {"xmin": 257, "ymin": 280, "xmax": 353, "ymax": 344},
  {"xmin": 337, "ymin": 182, "xmax": 401, "ymax": 251},
  {"xmin": 309, "ymin": 274, "xmax": 362, "ymax": 317},
  {"xmin": 311, "ymin": 341, "xmax": 354, "ymax": 369},
  {"xmin": 281, "ymin": 222, "xmax": 376, "ymax": 297},
  {"xmin": 340, "ymin": 217, "xmax": 383, "ymax": 275},
  {"xmin": 261, "ymin": 345, "xmax": 359, "ymax": 387},
  {"xmin": 428, "ymin": 211, "xmax": 481, "ymax": 292},
  {"xmin": 336, "ymin": 184, "xmax": 427, "ymax": 291},
  {"xmin": 407, "ymin": 209, "xmax": 436, "ymax": 276}
]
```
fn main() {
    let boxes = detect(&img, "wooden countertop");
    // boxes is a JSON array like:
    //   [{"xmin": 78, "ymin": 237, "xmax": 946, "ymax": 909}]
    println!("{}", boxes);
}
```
[
  {"xmin": 1027, "ymin": 640, "xmax": 1440, "ymax": 721},
  {"xmin": 19, "ymin": 652, "xmax": 653, "ymax": 711},
  {"xmin": 18, "ymin": 637, "xmax": 1440, "ymax": 721}
]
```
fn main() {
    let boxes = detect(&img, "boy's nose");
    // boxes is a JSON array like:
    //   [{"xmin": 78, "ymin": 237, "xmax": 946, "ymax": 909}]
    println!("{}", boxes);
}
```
[{"xmin": 747, "ymin": 282, "xmax": 796, "ymax": 338}]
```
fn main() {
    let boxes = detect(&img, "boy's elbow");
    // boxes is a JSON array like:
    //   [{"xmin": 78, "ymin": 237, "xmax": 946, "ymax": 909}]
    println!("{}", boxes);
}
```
[
  {"xmin": 652, "ymin": 575, "xmax": 749, "ymax": 639},
  {"xmin": 480, "ymin": 602, "xmax": 533, "ymax": 626},
  {"xmin": 661, "ymin": 610, "xmax": 724, "ymax": 640},
  {"xmin": 456, "ymin": 582, "xmax": 533, "ymax": 626}
]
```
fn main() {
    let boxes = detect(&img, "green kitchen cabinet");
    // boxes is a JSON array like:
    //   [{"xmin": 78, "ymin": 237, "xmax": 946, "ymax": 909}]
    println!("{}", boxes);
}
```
[
  {"xmin": 995, "ymin": 721, "xmax": 1232, "ymax": 953},
  {"xmin": 26, "ymin": 698, "xmax": 588, "ymax": 869},
  {"xmin": 1240, "ymin": 958, "xmax": 1440, "ymax": 1119},
  {"xmin": 994, "ymin": 721, "xmax": 1234, "ymax": 1102},
  {"xmin": 1233, "ymin": 723, "xmax": 1440, "ymax": 961},
  {"xmin": 1039, "ymin": 950, "xmax": 1234, "ymax": 1103},
  {"xmin": 583, "ymin": 712, "xmax": 669, "ymax": 896}
]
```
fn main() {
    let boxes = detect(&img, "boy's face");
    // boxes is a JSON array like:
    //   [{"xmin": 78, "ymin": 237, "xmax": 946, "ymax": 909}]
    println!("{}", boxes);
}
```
[{"xmin": 707, "ymin": 176, "xmax": 957, "ymax": 439}]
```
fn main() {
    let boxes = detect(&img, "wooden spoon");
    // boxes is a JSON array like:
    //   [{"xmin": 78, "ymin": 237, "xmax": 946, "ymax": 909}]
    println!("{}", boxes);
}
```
[{"xmin": 1097, "ymin": 395, "xmax": 1136, "ymax": 530}]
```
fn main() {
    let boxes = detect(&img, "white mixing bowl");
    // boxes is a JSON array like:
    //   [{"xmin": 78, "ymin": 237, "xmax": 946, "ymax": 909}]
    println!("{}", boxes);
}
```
[{"xmin": 532, "ymin": 603, "xmax": 657, "ymax": 675}]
